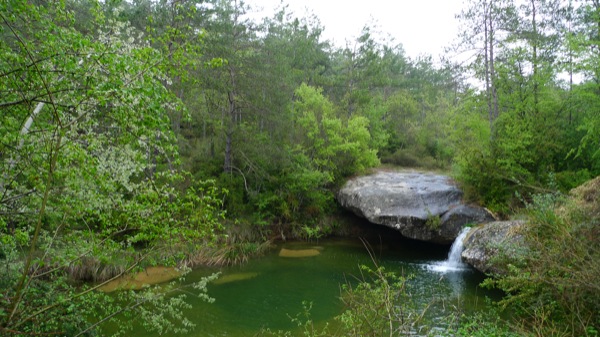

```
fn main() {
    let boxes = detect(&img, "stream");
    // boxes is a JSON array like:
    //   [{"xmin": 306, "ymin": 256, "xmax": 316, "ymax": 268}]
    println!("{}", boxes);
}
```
[{"xmin": 108, "ymin": 223, "xmax": 500, "ymax": 336}]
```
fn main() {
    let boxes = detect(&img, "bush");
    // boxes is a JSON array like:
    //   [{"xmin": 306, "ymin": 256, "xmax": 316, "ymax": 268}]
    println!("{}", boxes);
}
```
[
  {"xmin": 448, "ymin": 312, "xmax": 521, "ymax": 337},
  {"xmin": 337, "ymin": 265, "xmax": 416, "ymax": 337},
  {"xmin": 487, "ymin": 181, "xmax": 600, "ymax": 336},
  {"xmin": 381, "ymin": 148, "xmax": 441, "ymax": 170},
  {"xmin": 554, "ymin": 169, "xmax": 591, "ymax": 192}
]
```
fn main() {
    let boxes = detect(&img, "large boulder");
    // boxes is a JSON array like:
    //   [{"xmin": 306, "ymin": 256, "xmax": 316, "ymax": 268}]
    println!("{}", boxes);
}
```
[
  {"xmin": 337, "ymin": 170, "xmax": 495, "ymax": 244},
  {"xmin": 461, "ymin": 220, "xmax": 525, "ymax": 275}
]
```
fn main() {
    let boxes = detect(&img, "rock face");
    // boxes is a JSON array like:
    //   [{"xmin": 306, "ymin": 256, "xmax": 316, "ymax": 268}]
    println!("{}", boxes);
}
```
[
  {"xmin": 337, "ymin": 171, "xmax": 495, "ymax": 244},
  {"xmin": 461, "ymin": 220, "xmax": 525, "ymax": 275}
]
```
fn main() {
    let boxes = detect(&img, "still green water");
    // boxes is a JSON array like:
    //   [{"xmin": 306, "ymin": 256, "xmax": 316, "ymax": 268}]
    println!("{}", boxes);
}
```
[{"xmin": 120, "ymin": 230, "xmax": 499, "ymax": 337}]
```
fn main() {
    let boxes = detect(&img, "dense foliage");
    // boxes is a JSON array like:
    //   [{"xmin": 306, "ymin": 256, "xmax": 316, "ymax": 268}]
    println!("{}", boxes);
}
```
[
  {"xmin": 1, "ymin": 0, "xmax": 600, "ymax": 335},
  {"xmin": 452, "ymin": 0, "xmax": 600, "ymax": 213},
  {"xmin": 0, "ymin": 0, "xmax": 222, "ymax": 335},
  {"xmin": 484, "ymin": 180, "xmax": 600, "ymax": 336}
]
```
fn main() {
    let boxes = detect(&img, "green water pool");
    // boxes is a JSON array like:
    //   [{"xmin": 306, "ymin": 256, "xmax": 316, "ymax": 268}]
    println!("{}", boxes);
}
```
[{"xmin": 113, "ymin": 233, "xmax": 499, "ymax": 336}]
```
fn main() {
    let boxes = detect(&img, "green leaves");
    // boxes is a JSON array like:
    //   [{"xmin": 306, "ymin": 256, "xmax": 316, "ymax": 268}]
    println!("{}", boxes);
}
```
[
  {"xmin": 488, "ymin": 188, "xmax": 600, "ymax": 336},
  {"xmin": 292, "ymin": 83, "xmax": 379, "ymax": 183},
  {"xmin": 337, "ymin": 265, "xmax": 415, "ymax": 337},
  {"xmin": 0, "ymin": 1, "xmax": 224, "ymax": 335}
]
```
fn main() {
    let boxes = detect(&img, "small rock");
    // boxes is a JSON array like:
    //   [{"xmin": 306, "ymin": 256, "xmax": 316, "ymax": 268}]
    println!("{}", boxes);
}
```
[
  {"xmin": 461, "ymin": 220, "xmax": 525, "ymax": 275},
  {"xmin": 439, "ymin": 205, "xmax": 496, "ymax": 243}
]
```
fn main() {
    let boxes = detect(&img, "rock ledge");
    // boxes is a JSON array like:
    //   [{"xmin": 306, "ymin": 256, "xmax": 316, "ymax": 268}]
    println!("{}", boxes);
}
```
[{"xmin": 337, "ymin": 170, "xmax": 495, "ymax": 244}]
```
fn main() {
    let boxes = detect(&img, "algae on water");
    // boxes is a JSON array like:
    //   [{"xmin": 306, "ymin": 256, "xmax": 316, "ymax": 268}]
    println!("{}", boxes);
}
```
[
  {"xmin": 279, "ymin": 248, "xmax": 321, "ymax": 257},
  {"xmin": 98, "ymin": 267, "xmax": 181, "ymax": 292},
  {"xmin": 212, "ymin": 272, "xmax": 259, "ymax": 285}
]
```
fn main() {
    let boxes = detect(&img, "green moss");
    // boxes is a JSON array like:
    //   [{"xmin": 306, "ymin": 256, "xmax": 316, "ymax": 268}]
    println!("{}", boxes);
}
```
[{"xmin": 425, "ymin": 211, "xmax": 442, "ymax": 231}]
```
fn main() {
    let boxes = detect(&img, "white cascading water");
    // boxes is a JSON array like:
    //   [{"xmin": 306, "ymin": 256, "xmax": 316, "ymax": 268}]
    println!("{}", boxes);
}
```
[
  {"xmin": 445, "ymin": 227, "xmax": 471, "ymax": 268},
  {"xmin": 429, "ymin": 227, "xmax": 471, "ymax": 272}
]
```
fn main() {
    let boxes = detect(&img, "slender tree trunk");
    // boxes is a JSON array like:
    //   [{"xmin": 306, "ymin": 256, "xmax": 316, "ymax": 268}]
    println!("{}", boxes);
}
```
[
  {"xmin": 224, "ymin": 92, "xmax": 235, "ymax": 173},
  {"xmin": 4, "ymin": 127, "xmax": 62, "ymax": 329},
  {"xmin": 595, "ymin": 0, "xmax": 600, "ymax": 95},
  {"xmin": 2, "ymin": 102, "xmax": 46, "ymax": 201},
  {"xmin": 489, "ymin": 13, "xmax": 499, "ymax": 122},
  {"xmin": 484, "ymin": 3, "xmax": 493, "ymax": 130},
  {"xmin": 568, "ymin": 3, "xmax": 574, "ymax": 101},
  {"xmin": 224, "ymin": 67, "xmax": 237, "ymax": 173},
  {"xmin": 224, "ymin": 129, "xmax": 232, "ymax": 173},
  {"xmin": 531, "ymin": 0, "xmax": 540, "ymax": 115}
]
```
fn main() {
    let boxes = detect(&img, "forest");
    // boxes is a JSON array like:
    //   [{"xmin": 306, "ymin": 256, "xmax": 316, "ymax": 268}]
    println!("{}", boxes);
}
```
[{"xmin": 0, "ymin": 0, "xmax": 599, "ymax": 336}]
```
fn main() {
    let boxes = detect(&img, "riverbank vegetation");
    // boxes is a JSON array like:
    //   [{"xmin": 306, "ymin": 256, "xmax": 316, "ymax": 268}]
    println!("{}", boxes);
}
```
[
  {"xmin": 484, "ymin": 178, "xmax": 600, "ymax": 336},
  {"xmin": 1, "ymin": 0, "xmax": 599, "ymax": 335}
]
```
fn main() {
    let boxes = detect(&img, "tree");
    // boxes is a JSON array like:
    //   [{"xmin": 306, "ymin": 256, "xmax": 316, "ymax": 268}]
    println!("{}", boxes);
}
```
[
  {"xmin": 456, "ymin": 0, "xmax": 518, "ymax": 131},
  {"xmin": 568, "ymin": 0, "xmax": 600, "ymax": 172},
  {"xmin": 0, "ymin": 1, "xmax": 221, "ymax": 334},
  {"xmin": 196, "ymin": 0, "xmax": 262, "ymax": 174},
  {"xmin": 292, "ymin": 84, "xmax": 379, "ymax": 182}
]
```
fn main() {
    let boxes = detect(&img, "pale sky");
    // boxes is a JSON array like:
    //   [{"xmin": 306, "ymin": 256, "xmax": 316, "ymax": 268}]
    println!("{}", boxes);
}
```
[{"xmin": 248, "ymin": 0, "xmax": 465, "ymax": 60}]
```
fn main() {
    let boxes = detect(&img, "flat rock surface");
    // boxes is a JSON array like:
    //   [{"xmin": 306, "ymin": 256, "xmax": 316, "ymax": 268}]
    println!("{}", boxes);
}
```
[{"xmin": 337, "ymin": 170, "xmax": 495, "ymax": 244}]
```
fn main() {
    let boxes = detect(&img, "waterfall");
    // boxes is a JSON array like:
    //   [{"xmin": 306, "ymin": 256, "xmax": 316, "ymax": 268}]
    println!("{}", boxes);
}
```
[
  {"xmin": 429, "ymin": 227, "xmax": 471, "ymax": 272},
  {"xmin": 445, "ymin": 227, "xmax": 471, "ymax": 269}
]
